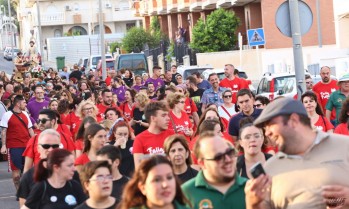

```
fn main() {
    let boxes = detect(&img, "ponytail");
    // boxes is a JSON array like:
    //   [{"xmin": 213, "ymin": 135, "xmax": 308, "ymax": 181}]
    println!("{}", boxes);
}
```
[{"xmin": 34, "ymin": 158, "xmax": 49, "ymax": 182}]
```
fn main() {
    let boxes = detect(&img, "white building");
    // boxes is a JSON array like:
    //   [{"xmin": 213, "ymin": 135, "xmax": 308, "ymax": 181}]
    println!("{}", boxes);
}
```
[{"xmin": 17, "ymin": 0, "xmax": 142, "ymax": 55}]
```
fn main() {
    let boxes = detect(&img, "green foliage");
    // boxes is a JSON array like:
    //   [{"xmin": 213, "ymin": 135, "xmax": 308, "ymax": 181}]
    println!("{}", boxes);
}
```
[
  {"xmin": 122, "ymin": 27, "xmax": 159, "ymax": 53},
  {"xmin": 110, "ymin": 42, "xmax": 122, "ymax": 53},
  {"xmin": 166, "ymin": 41, "xmax": 175, "ymax": 61},
  {"xmin": 190, "ymin": 8, "xmax": 240, "ymax": 53}
]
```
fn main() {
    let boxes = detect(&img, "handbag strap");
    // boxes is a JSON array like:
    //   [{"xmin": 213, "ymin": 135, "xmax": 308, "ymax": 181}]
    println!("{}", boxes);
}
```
[
  {"xmin": 11, "ymin": 110, "xmax": 30, "ymax": 137},
  {"xmin": 169, "ymin": 112, "xmax": 178, "ymax": 133},
  {"xmin": 221, "ymin": 105, "xmax": 232, "ymax": 118}
]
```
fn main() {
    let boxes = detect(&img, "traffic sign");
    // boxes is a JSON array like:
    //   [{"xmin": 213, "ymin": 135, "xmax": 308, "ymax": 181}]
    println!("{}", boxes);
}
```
[{"xmin": 247, "ymin": 28, "xmax": 265, "ymax": 47}]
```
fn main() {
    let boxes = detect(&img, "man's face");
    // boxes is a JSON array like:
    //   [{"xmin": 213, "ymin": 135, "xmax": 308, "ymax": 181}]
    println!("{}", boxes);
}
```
[
  {"xmin": 35, "ymin": 87, "xmax": 45, "ymax": 100},
  {"xmin": 152, "ymin": 110, "xmax": 170, "ymax": 131},
  {"xmin": 171, "ymin": 66, "xmax": 177, "ymax": 73},
  {"xmin": 103, "ymin": 92, "xmax": 113, "ymax": 105},
  {"xmin": 154, "ymin": 69, "xmax": 161, "ymax": 77},
  {"xmin": 109, "ymin": 70, "xmax": 116, "ymax": 78},
  {"xmin": 253, "ymin": 100, "xmax": 266, "ymax": 109},
  {"xmin": 237, "ymin": 94, "xmax": 254, "ymax": 114},
  {"xmin": 185, "ymin": 80, "xmax": 192, "ymax": 91},
  {"xmin": 168, "ymin": 142, "xmax": 188, "ymax": 167},
  {"xmin": 37, "ymin": 114, "xmax": 54, "ymax": 131},
  {"xmin": 19, "ymin": 100, "xmax": 27, "ymax": 111},
  {"xmin": 199, "ymin": 136, "xmax": 236, "ymax": 183},
  {"xmin": 63, "ymin": 67, "xmax": 67, "ymax": 72},
  {"xmin": 305, "ymin": 78, "xmax": 313, "ymax": 90},
  {"xmin": 46, "ymin": 83, "xmax": 53, "ymax": 91},
  {"xmin": 148, "ymin": 84, "xmax": 155, "ymax": 93},
  {"xmin": 37, "ymin": 134, "xmax": 61, "ymax": 159},
  {"xmin": 165, "ymin": 71, "xmax": 172, "ymax": 81},
  {"xmin": 209, "ymin": 75, "xmax": 219, "ymax": 88},
  {"xmin": 339, "ymin": 80, "xmax": 349, "ymax": 92},
  {"xmin": 320, "ymin": 67, "xmax": 331, "ymax": 83},
  {"xmin": 224, "ymin": 65, "xmax": 234, "ymax": 78}
]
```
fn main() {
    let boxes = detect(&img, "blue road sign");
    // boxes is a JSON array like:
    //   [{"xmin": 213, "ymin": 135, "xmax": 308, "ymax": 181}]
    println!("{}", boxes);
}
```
[{"xmin": 247, "ymin": 28, "xmax": 265, "ymax": 46}]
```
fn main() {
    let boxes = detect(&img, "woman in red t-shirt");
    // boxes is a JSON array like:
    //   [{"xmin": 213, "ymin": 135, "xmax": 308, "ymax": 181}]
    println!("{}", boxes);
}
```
[
  {"xmin": 301, "ymin": 91, "xmax": 334, "ymax": 133},
  {"xmin": 334, "ymin": 97, "xmax": 349, "ymax": 136},
  {"xmin": 119, "ymin": 89, "xmax": 136, "ymax": 121},
  {"xmin": 167, "ymin": 92, "xmax": 193, "ymax": 141},
  {"xmin": 74, "ymin": 123, "xmax": 107, "ymax": 173}
]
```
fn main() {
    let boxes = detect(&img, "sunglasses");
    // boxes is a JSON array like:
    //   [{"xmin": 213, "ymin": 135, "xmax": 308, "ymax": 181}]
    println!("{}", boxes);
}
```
[
  {"xmin": 224, "ymin": 95, "xmax": 232, "ymax": 98},
  {"xmin": 40, "ymin": 144, "xmax": 60, "ymax": 149},
  {"xmin": 254, "ymin": 104, "xmax": 263, "ymax": 108},
  {"xmin": 203, "ymin": 148, "xmax": 236, "ymax": 162},
  {"xmin": 37, "ymin": 118, "xmax": 51, "ymax": 124}
]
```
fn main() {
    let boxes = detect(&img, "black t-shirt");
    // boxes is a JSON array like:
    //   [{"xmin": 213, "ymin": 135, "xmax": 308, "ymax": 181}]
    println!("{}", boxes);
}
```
[
  {"xmin": 132, "ymin": 108, "xmax": 147, "ymax": 135},
  {"xmin": 17, "ymin": 168, "xmax": 81, "ymax": 199},
  {"xmin": 111, "ymin": 176, "xmax": 129, "ymax": 203},
  {"xmin": 75, "ymin": 199, "xmax": 118, "ymax": 209},
  {"xmin": 236, "ymin": 153, "xmax": 273, "ymax": 179},
  {"xmin": 25, "ymin": 180, "xmax": 86, "ymax": 209},
  {"xmin": 69, "ymin": 70, "xmax": 82, "ymax": 81},
  {"xmin": 119, "ymin": 140, "xmax": 135, "ymax": 177},
  {"xmin": 177, "ymin": 167, "xmax": 198, "ymax": 184},
  {"xmin": 171, "ymin": 73, "xmax": 181, "ymax": 85},
  {"xmin": 189, "ymin": 88, "xmax": 205, "ymax": 116},
  {"xmin": 123, "ymin": 77, "xmax": 133, "ymax": 87}
]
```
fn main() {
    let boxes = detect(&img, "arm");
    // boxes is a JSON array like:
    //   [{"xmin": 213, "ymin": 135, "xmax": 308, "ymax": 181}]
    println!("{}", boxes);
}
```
[
  {"xmin": 322, "ymin": 185, "xmax": 349, "ymax": 207},
  {"xmin": 192, "ymin": 112, "xmax": 200, "ymax": 127},
  {"xmin": 23, "ymin": 157, "xmax": 33, "ymax": 174},
  {"xmin": 325, "ymin": 110, "xmax": 331, "ymax": 121},
  {"xmin": 201, "ymin": 103, "xmax": 207, "ymax": 114},
  {"xmin": 19, "ymin": 198, "xmax": 26, "ymax": 208},
  {"xmin": 134, "ymin": 153, "xmax": 144, "ymax": 169},
  {"xmin": 245, "ymin": 175, "xmax": 272, "ymax": 209},
  {"xmin": 139, "ymin": 121, "xmax": 149, "ymax": 128},
  {"xmin": 28, "ymin": 128, "xmax": 34, "ymax": 137},
  {"xmin": 0, "ymin": 128, "xmax": 7, "ymax": 154}
]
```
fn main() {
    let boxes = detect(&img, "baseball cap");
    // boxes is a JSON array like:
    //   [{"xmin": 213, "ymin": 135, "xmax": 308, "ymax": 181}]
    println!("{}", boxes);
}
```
[
  {"xmin": 254, "ymin": 97, "xmax": 308, "ymax": 127},
  {"xmin": 338, "ymin": 74, "xmax": 349, "ymax": 83}
]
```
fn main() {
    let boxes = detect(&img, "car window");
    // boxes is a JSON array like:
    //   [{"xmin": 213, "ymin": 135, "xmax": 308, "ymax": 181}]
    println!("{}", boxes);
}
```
[
  {"xmin": 106, "ymin": 61, "xmax": 114, "ymax": 68},
  {"xmin": 92, "ymin": 57, "xmax": 100, "ymax": 65},
  {"xmin": 257, "ymin": 78, "xmax": 265, "ymax": 94},
  {"xmin": 183, "ymin": 68, "xmax": 207, "ymax": 80},
  {"xmin": 239, "ymin": 72, "xmax": 248, "ymax": 79},
  {"xmin": 282, "ymin": 78, "xmax": 295, "ymax": 94},
  {"xmin": 274, "ymin": 76, "xmax": 293, "ymax": 92}
]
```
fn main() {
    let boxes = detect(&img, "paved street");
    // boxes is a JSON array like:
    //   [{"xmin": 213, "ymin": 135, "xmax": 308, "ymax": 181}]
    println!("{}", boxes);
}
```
[
  {"xmin": 0, "ymin": 51, "xmax": 15, "ymax": 76},
  {"xmin": 0, "ymin": 160, "xmax": 17, "ymax": 209}
]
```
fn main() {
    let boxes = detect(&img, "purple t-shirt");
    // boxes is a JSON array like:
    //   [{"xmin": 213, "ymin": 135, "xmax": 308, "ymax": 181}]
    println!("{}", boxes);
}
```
[
  {"xmin": 132, "ymin": 85, "xmax": 143, "ymax": 92},
  {"xmin": 145, "ymin": 77, "xmax": 164, "ymax": 90},
  {"xmin": 112, "ymin": 86, "xmax": 127, "ymax": 103},
  {"xmin": 27, "ymin": 100, "xmax": 49, "ymax": 121}
]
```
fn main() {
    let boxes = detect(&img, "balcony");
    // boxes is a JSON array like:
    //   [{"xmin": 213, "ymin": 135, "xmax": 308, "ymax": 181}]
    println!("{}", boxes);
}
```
[
  {"xmin": 178, "ymin": 0, "xmax": 190, "ymax": 12},
  {"xmin": 167, "ymin": 0, "xmax": 177, "ymax": 13},
  {"xmin": 148, "ymin": 0, "xmax": 158, "ymax": 15},
  {"xmin": 157, "ymin": 0, "xmax": 167, "ymax": 14},
  {"xmin": 189, "ymin": 0, "xmax": 202, "ymax": 12},
  {"xmin": 217, "ymin": 0, "xmax": 232, "ymax": 8},
  {"xmin": 139, "ymin": 1, "xmax": 149, "ymax": 16},
  {"xmin": 39, "ymin": 12, "xmax": 65, "ymax": 26},
  {"xmin": 202, "ymin": 0, "xmax": 218, "ymax": 10}
]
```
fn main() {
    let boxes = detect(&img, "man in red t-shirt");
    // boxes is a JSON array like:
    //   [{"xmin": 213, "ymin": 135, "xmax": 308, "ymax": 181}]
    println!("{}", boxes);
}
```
[
  {"xmin": 312, "ymin": 66, "xmax": 338, "ymax": 121},
  {"xmin": 0, "ymin": 95, "xmax": 34, "ymax": 190},
  {"xmin": 105, "ymin": 70, "xmax": 116, "ymax": 87},
  {"xmin": 96, "ymin": 89, "xmax": 120, "ymax": 121},
  {"xmin": 22, "ymin": 109, "xmax": 75, "ymax": 173},
  {"xmin": 219, "ymin": 64, "xmax": 249, "ymax": 104},
  {"xmin": 133, "ymin": 101, "xmax": 175, "ymax": 168}
]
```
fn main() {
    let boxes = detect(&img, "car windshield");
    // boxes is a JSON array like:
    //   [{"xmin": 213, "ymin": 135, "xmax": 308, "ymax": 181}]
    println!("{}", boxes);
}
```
[
  {"xmin": 183, "ymin": 68, "xmax": 209, "ymax": 80},
  {"xmin": 106, "ymin": 61, "xmax": 114, "ymax": 68},
  {"xmin": 281, "ymin": 78, "xmax": 296, "ymax": 94},
  {"xmin": 273, "ymin": 76, "xmax": 294, "ymax": 92}
]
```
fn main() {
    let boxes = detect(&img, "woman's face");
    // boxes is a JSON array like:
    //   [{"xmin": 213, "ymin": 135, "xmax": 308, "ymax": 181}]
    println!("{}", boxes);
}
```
[
  {"xmin": 143, "ymin": 74, "xmax": 149, "ymax": 81},
  {"xmin": 69, "ymin": 87, "xmax": 76, "ymax": 94},
  {"xmin": 90, "ymin": 129, "xmax": 107, "ymax": 151},
  {"xmin": 114, "ymin": 126, "xmax": 129, "ymax": 142},
  {"xmin": 223, "ymin": 92, "xmax": 232, "ymax": 103},
  {"xmin": 205, "ymin": 110, "xmax": 219, "ymax": 120},
  {"xmin": 139, "ymin": 164, "xmax": 176, "ymax": 208},
  {"xmin": 302, "ymin": 96, "xmax": 316, "ymax": 113},
  {"xmin": 175, "ymin": 98, "xmax": 186, "ymax": 111},
  {"xmin": 125, "ymin": 91, "xmax": 131, "ymax": 102},
  {"xmin": 168, "ymin": 142, "xmax": 188, "ymax": 167},
  {"xmin": 49, "ymin": 101, "xmax": 58, "ymax": 111},
  {"xmin": 135, "ymin": 77, "xmax": 142, "ymax": 84},
  {"xmin": 213, "ymin": 123, "xmax": 223, "ymax": 137},
  {"xmin": 85, "ymin": 167, "xmax": 112, "ymax": 199},
  {"xmin": 125, "ymin": 70, "xmax": 130, "ymax": 77},
  {"xmin": 82, "ymin": 105, "xmax": 95, "ymax": 117},
  {"xmin": 106, "ymin": 110, "xmax": 119, "ymax": 121},
  {"xmin": 57, "ymin": 154, "xmax": 75, "ymax": 181},
  {"xmin": 81, "ymin": 83, "xmax": 88, "ymax": 91},
  {"xmin": 240, "ymin": 126, "xmax": 264, "ymax": 155}
]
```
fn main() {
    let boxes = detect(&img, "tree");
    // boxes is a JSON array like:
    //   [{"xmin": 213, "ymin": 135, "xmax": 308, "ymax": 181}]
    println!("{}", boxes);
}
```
[
  {"xmin": 190, "ymin": 8, "xmax": 240, "ymax": 53},
  {"xmin": 122, "ymin": 27, "xmax": 158, "ymax": 53}
]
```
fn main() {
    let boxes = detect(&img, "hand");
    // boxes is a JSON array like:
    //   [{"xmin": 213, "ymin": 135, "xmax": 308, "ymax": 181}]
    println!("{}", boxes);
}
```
[
  {"xmin": 322, "ymin": 185, "xmax": 349, "ymax": 208},
  {"xmin": 245, "ymin": 174, "xmax": 272, "ymax": 208},
  {"xmin": 1, "ymin": 145, "xmax": 7, "ymax": 155}
]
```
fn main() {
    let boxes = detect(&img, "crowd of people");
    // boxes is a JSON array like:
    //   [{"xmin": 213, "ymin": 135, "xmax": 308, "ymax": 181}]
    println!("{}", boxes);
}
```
[{"xmin": 0, "ymin": 63, "xmax": 348, "ymax": 209}]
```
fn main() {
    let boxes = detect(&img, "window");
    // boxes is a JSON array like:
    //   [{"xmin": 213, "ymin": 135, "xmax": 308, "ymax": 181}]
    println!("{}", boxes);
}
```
[
  {"xmin": 73, "ymin": 3, "xmax": 80, "ymax": 11},
  {"xmin": 54, "ymin": 29, "xmax": 62, "ymax": 37},
  {"xmin": 126, "ymin": 23, "xmax": 136, "ymax": 30}
]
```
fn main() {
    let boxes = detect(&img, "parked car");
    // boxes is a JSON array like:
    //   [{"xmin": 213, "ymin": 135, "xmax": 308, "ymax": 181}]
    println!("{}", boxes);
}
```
[
  {"xmin": 78, "ymin": 57, "xmax": 89, "ymax": 72},
  {"xmin": 97, "ymin": 58, "xmax": 115, "ymax": 76},
  {"xmin": 115, "ymin": 53, "xmax": 148, "ymax": 76},
  {"xmin": 88, "ymin": 54, "xmax": 113, "ymax": 71},
  {"xmin": 3, "ymin": 46, "xmax": 12, "ymax": 59},
  {"xmin": 5, "ymin": 48, "xmax": 20, "ymax": 60},
  {"xmin": 177, "ymin": 65, "xmax": 213, "ymax": 80}
]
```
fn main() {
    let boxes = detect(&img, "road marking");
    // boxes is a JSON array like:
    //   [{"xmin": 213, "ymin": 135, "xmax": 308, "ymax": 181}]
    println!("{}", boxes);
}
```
[
  {"xmin": 0, "ymin": 196, "xmax": 16, "ymax": 199},
  {"xmin": 0, "ymin": 179, "xmax": 12, "ymax": 182}
]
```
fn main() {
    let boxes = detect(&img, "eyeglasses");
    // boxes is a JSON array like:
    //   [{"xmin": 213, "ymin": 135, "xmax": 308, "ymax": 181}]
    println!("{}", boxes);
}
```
[
  {"xmin": 40, "ymin": 144, "xmax": 60, "ymax": 149},
  {"xmin": 254, "ymin": 104, "xmax": 263, "ymax": 108},
  {"xmin": 37, "ymin": 118, "xmax": 51, "ymax": 124},
  {"xmin": 50, "ymin": 98, "xmax": 58, "ymax": 101},
  {"xmin": 242, "ymin": 133, "xmax": 263, "ymax": 141},
  {"xmin": 203, "ymin": 148, "xmax": 236, "ymax": 163},
  {"xmin": 223, "ymin": 95, "xmax": 232, "ymax": 98},
  {"xmin": 306, "ymin": 82, "xmax": 313, "ymax": 84},
  {"xmin": 89, "ymin": 174, "xmax": 113, "ymax": 182},
  {"xmin": 83, "ymin": 107, "xmax": 94, "ymax": 111}
]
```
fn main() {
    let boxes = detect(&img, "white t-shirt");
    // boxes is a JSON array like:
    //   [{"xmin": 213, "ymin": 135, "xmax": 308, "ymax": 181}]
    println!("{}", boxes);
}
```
[{"xmin": 218, "ymin": 105, "xmax": 236, "ymax": 121}]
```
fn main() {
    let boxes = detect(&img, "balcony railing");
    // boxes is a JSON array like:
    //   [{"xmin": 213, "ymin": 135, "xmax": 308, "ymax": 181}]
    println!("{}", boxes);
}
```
[{"xmin": 39, "ymin": 12, "xmax": 65, "ymax": 25}]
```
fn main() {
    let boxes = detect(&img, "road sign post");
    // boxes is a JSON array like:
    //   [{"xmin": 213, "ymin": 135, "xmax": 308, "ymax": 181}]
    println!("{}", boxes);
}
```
[{"xmin": 247, "ymin": 28, "xmax": 266, "ymax": 47}]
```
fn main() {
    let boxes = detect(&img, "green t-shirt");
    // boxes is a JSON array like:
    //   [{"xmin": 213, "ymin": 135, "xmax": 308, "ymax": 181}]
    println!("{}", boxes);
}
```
[{"xmin": 325, "ymin": 90, "xmax": 348, "ymax": 124}]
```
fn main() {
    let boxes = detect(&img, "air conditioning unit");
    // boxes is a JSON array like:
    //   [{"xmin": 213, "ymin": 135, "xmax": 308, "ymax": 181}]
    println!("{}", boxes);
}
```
[
  {"xmin": 105, "ymin": 3, "xmax": 112, "ymax": 8},
  {"xmin": 65, "ymin": 5, "xmax": 71, "ymax": 11},
  {"xmin": 114, "ymin": 7, "xmax": 120, "ymax": 11}
]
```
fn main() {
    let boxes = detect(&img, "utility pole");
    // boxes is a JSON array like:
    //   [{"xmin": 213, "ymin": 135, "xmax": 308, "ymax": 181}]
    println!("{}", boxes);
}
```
[
  {"xmin": 98, "ymin": 0, "xmax": 106, "ymax": 80},
  {"xmin": 7, "ymin": 0, "xmax": 14, "ymax": 60},
  {"xmin": 288, "ymin": 0, "xmax": 306, "ymax": 100},
  {"xmin": 36, "ymin": 0, "xmax": 44, "ymax": 67}
]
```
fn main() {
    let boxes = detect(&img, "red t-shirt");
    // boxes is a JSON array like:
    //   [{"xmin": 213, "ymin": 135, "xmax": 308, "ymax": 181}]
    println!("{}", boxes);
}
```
[
  {"xmin": 0, "ymin": 111, "xmax": 32, "ymax": 148},
  {"xmin": 119, "ymin": 102, "xmax": 134, "ymax": 121},
  {"xmin": 74, "ymin": 153, "xmax": 90, "ymax": 166},
  {"xmin": 219, "ymin": 77, "xmax": 249, "ymax": 104},
  {"xmin": 96, "ymin": 103, "xmax": 120, "ymax": 122},
  {"xmin": 75, "ymin": 139, "xmax": 84, "ymax": 151},
  {"xmin": 65, "ymin": 112, "xmax": 81, "ymax": 137},
  {"xmin": 133, "ymin": 129, "xmax": 175, "ymax": 154},
  {"xmin": 105, "ymin": 76, "xmax": 112, "ymax": 86},
  {"xmin": 22, "ymin": 130, "xmax": 76, "ymax": 165},
  {"xmin": 312, "ymin": 80, "xmax": 338, "ymax": 120},
  {"xmin": 314, "ymin": 116, "xmax": 334, "ymax": 132},
  {"xmin": 184, "ymin": 97, "xmax": 198, "ymax": 115},
  {"xmin": 168, "ymin": 110, "xmax": 193, "ymax": 141},
  {"xmin": 334, "ymin": 123, "xmax": 349, "ymax": 136}
]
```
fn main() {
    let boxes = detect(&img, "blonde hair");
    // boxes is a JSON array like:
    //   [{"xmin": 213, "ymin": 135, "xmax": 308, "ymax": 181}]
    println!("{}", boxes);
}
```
[
  {"xmin": 99, "ymin": 119, "xmax": 114, "ymax": 132},
  {"xmin": 135, "ymin": 93, "xmax": 150, "ymax": 108},
  {"xmin": 166, "ymin": 92, "xmax": 185, "ymax": 109},
  {"xmin": 76, "ymin": 100, "xmax": 98, "ymax": 119}
]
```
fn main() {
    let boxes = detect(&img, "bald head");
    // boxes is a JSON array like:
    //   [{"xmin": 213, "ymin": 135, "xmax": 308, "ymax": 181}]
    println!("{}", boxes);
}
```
[{"xmin": 37, "ymin": 129, "xmax": 61, "ymax": 159}]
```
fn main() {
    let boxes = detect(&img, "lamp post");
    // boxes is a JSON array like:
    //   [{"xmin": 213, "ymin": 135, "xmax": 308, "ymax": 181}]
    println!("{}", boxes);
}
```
[
  {"xmin": 7, "ymin": 0, "xmax": 14, "ymax": 60},
  {"xmin": 98, "ymin": 0, "xmax": 106, "ymax": 80},
  {"xmin": 36, "ymin": 0, "xmax": 44, "ymax": 67},
  {"xmin": 1, "ymin": 5, "xmax": 6, "ymax": 49}
]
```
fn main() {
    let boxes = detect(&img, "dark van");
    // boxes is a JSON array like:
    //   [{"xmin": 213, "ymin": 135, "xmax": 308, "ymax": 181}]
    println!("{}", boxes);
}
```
[{"xmin": 115, "ymin": 53, "xmax": 148, "ymax": 76}]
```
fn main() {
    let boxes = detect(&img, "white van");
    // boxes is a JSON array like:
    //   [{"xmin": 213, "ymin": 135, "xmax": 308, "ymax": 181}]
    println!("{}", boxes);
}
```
[{"xmin": 88, "ymin": 54, "xmax": 113, "ymax": 71}]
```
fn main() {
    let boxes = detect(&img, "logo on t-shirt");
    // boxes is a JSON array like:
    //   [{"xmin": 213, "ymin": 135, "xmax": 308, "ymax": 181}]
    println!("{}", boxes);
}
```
[
  {"xmin": 331, "ymin": 88, "xmax": 336, "ymax": 92},
  {"xmin": 320, "ymin": 92, "xmax": 330, "ymax": 100},
  {"xmin": 50, "ymin": 196, "xmax": 58, "ymax": 202},
  {"xmin": 146, "ymin": 147, "xmax": 164, "ymax": 154},
  {"xmin": 65, "ymin": 195, "xmax": 77, "ymax": 205}
]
